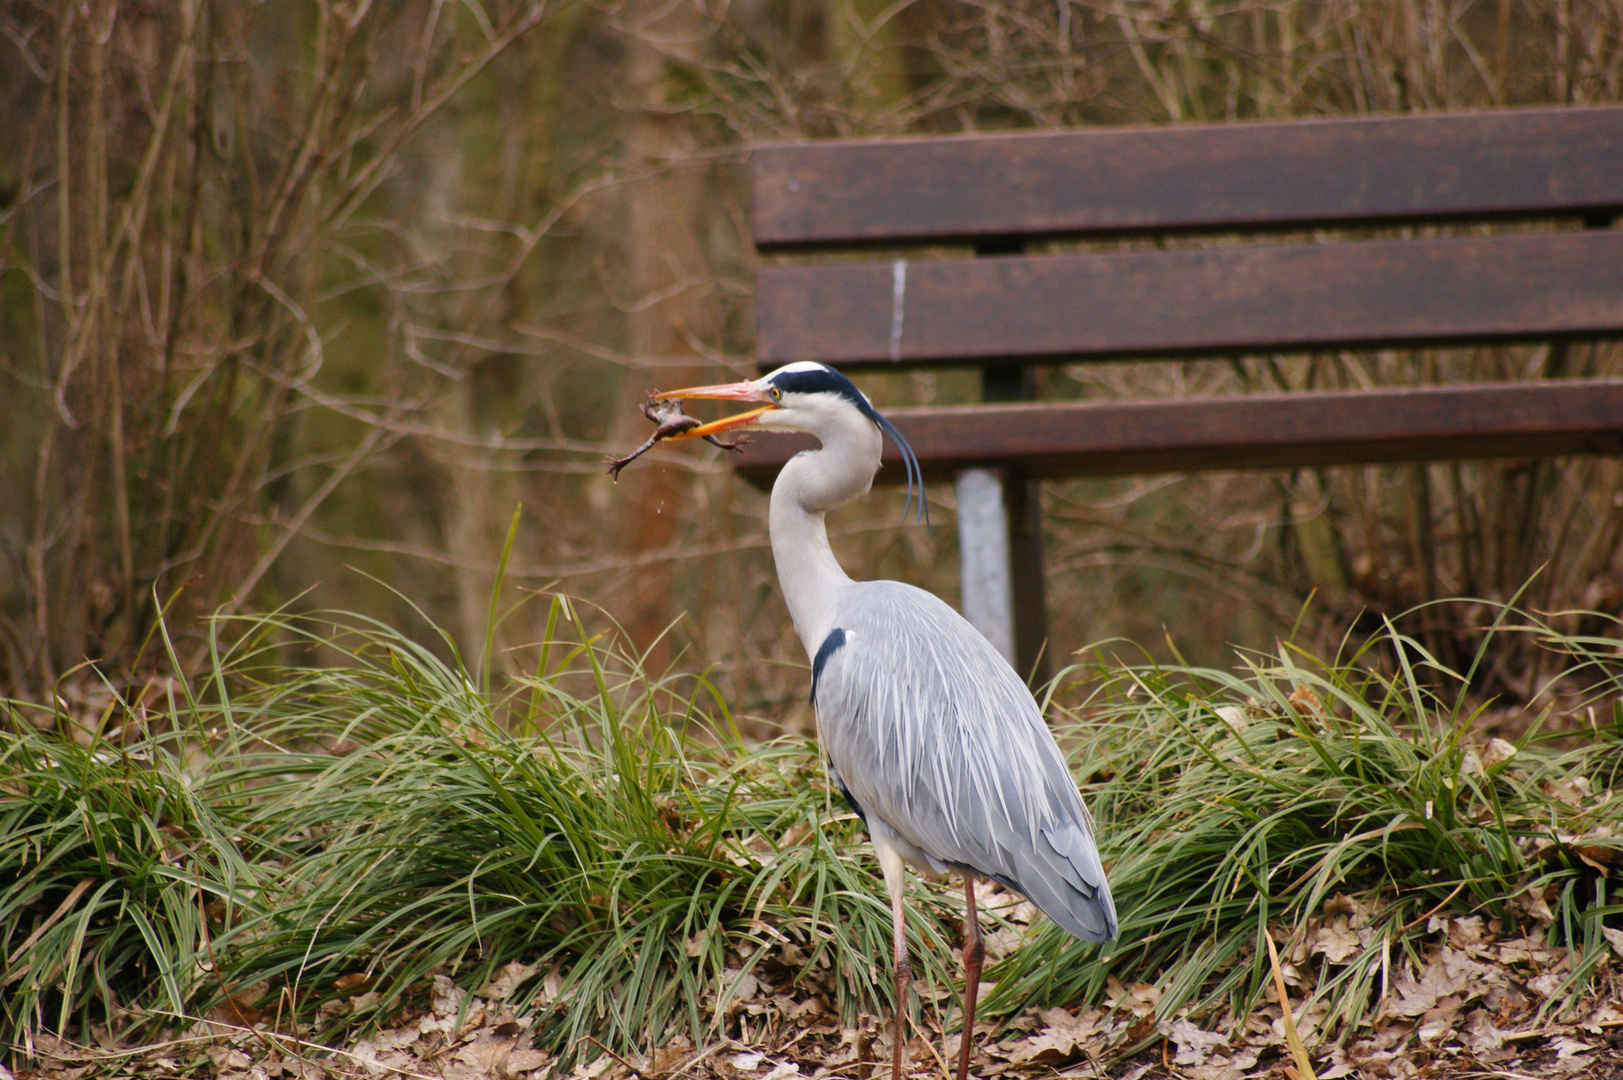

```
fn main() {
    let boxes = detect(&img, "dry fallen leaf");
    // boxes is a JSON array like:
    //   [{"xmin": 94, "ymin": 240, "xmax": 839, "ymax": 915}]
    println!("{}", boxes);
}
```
[
  {"xmin": 480, "ymin": 960, "xmax": 537, "ymax": 1001},
  {"xmin": 1159, "ymin": 1018, "xmax": 1229, "ymax": 1065},
  {"xmin": 566, "ymin": 1055, "xmax": 614, "ymax": 1080},
  {"xmin": 455, "ymin": 1026, "xmax": 533, "ymax": 1076},
  {"xmin": 718, "ymin": 968, "xmax": 759, "ymax": 1015},
  {"xmin": 1446, "ymin": 915, "xmax": 1486, "ymax": 947},
  {"xmin": 1544, "ymin": 774, "xmax": 1592, "ymax": 807},
  {"xmin": 432, "ymin": 974, "xmax": 466, "ymax": 1017},
  {"xmin": 1462, "ymin": 1008, "xmax": 1507, "ymax": 1056},
  {"xmin": 1388, "ymin": 952, "xmax": 1475, "ymax": 1018},
  {"xmin": 1550, "ymin": 1035, "xmax": 1596, "ymax": 1058},
  {"xmin": 206, "ymin": 1046, "xmax": 252, "ymax": 1071},
  {"xmin": 1321, "ymin": 893, "xmax": 1357, "ymax": 919},
  {"xmin": 1108, "ymin": 979, "xmax": 1161, "ymax": 1017},
  {"xmin": 1288, "ymin": 684, "xmax": 1324, "ymax": 716},
  {"xmin": 1529, "ymin": 971, "xmax": 1568, "ymax": 998},
  {"xmin": 1480, "ymin": 737, "xmax": 1517, "ymax": 769},
  {"xmin": 1004, "ymin": 1006, "xmax": 1101, "ymax": 1064},
  {"xmin": 1498, "ymin": 936, "xmax": 1549, "ymax": 965},
  {"xmin": 1310, "ymin": 918, "xmax": 1362, "ymax": 965}
]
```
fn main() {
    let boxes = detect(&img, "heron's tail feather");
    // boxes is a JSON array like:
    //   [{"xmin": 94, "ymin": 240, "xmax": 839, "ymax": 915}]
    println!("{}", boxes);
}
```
[{"xmin": 1021, "ymin": 824, "xmax": 1118, "ymax": 943}]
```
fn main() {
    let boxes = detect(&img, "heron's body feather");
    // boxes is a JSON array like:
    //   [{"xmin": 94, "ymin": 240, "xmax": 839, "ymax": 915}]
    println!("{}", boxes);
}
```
[{"xmin": 813, "ymin": 580, "xmax": 1117, "ymax": 942}]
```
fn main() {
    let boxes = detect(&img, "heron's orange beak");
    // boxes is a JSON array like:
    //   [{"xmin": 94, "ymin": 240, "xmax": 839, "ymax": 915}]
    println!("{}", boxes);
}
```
[{"xmin": 653, "ymin": 380, "xmax": 779, "ymax": 440}]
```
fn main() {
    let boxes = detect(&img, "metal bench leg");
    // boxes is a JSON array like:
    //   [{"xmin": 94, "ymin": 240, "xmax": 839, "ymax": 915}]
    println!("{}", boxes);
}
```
[
  {"xmin": 1005, "ymin": 473, "xmax": 1052, "ymax": 687},
  {"xmin": 955, "ymin": 467, "xmax": 1015, "ymax": 665},
  {"xmin": 955, "ymin": 467, "xmax": 1052, "ymax": 684}
]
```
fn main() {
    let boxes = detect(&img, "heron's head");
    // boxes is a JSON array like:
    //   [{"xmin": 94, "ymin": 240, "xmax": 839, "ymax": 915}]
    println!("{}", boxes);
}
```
[{"xmin": 655, "ymin": 361, "xmax": 925, "ymax": 524}]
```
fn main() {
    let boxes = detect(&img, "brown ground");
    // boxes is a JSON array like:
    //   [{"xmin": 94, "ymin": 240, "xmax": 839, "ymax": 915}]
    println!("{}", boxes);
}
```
[{"xmin": 11, "ymin": 916, "xmax": 1621, "ymax": 1080}]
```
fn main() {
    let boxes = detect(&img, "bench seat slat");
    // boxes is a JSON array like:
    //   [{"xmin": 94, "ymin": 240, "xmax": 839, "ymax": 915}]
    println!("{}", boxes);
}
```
[
  {"xmin": 727, "ymin": 379, "xmax": 1623, "ymax": 488},
  {"xmin": 753, "ymin": 105, "xmax": 1623, "ymax": 250},
  {"xmin": 756, "ymin": 229, "xmax": 1623, "ymax": 370}
]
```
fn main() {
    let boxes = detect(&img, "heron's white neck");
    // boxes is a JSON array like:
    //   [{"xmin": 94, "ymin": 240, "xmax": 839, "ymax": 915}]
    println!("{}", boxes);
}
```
[
  {"xmin": 766, "ymin": 406, "xmax": 884, "ymax": 659},
  {"xmin": 769, "ymin": 489, "xmax": 850, "ymax": 659}
]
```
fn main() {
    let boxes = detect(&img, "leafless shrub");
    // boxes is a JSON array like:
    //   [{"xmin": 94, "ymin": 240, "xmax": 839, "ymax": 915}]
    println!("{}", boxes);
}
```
[
  {"xmin": 0, "ymin": 0, "xmax": 552, "ymax": 697},
  {"xmin": 2, "ymin": 0, "xmax": 1618, "ymax": 717}
]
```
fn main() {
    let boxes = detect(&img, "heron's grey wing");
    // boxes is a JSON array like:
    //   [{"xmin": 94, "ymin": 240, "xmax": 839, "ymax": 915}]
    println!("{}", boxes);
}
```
[{"xmin": 813, "ymin": 581, "xmax": 1118, "ymax": 943}]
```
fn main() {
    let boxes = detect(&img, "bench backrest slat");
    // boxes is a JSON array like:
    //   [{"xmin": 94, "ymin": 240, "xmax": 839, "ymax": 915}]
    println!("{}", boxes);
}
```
[
  {"xmin": 731, "ymin": 379, "xmax": 1623, "ymax": 485},
  {"xmin": 753, "ymin": 105, "xmax": 1623, "ymax": 250},
  {"xmin": 758, "ymin": 230, "xmax": 1623, "ymax": 369},
  {"xmin": 744, "ymin": 105, "xmax": 1623, "ymax": 498}
]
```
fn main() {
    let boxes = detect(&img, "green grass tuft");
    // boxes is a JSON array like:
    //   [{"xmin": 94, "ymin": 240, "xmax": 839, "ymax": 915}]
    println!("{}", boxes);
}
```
[
  {"xmin": 3, "ymin": 598, "xmax": 1619, "ymax": 1061},
  {"xmin": 988, "ymin": 608, "xmax": 1623, "ymax": 1041},
  {"xmin": 2, "ymin": 596, "xmax": 962, "ymax": 1060}
]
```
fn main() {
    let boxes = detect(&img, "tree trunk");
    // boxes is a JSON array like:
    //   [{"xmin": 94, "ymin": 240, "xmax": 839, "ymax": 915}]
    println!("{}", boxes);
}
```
[{"xmin": 609, "ymin": 5, "xmax": 714, "ymax": 669}]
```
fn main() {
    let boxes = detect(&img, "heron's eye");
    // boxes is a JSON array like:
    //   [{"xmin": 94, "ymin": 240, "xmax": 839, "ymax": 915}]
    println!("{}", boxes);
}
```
[{"xmin": 768, "ymin": 385, "xmax": 782, "ymax": 401}]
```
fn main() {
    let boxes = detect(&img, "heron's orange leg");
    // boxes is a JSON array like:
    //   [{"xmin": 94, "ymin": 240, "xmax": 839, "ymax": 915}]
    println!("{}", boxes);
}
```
[{"xmin": 956, "ymin": 876, "xmax": 986, "ymax": 1080}]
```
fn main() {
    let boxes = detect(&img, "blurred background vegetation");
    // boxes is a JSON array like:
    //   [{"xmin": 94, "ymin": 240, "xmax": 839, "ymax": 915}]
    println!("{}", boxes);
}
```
[{"xmin": 2, "ymin": 0, "xmax": 1621, "ymax": 724}]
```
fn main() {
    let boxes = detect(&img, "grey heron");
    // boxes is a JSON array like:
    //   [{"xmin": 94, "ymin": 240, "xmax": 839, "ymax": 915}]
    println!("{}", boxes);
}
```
[{"xmin": 653, "ymin": 361, "xmax": 1117, "ymax": 1080}]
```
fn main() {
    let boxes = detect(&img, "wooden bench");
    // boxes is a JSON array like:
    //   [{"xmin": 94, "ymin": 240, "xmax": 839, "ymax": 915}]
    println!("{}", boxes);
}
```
[{"xmin": 731, "ymin": 105, "xmax": 1623, "ymax": 681}]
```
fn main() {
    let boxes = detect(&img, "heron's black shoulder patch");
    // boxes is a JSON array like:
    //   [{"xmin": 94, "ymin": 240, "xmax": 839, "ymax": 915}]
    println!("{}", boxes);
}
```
[{"xmin": 810, "ymin": 627, "xmax": 847, "ymax": 706}]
